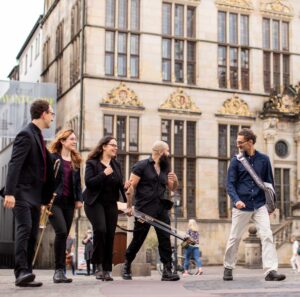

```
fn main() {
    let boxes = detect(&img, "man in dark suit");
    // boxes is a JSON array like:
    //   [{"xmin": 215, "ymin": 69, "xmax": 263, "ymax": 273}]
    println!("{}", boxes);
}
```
[{"xmin": 3, "ymin": 99, "xmax": 55, "ymax": 287}]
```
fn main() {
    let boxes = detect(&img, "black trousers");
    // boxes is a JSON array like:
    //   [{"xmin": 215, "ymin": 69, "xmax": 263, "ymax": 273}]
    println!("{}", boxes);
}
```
[
  {"xmin": 13, "ymin": 203, "xmax": 40, "ymax": 278},
  {"xmin": 125, "ymin": 207, "xmax": 172, "ymax": 264},
  {"xmin": 84, "ymin": 202, "xmax": 118, "ymax": 271},
  {"xmin": 86, "ymin": 259, "xmax": 96, "ymax": 275},
  {"xmin": 49, "ymin": 203, "xmax": 74, "ymax": 270}
]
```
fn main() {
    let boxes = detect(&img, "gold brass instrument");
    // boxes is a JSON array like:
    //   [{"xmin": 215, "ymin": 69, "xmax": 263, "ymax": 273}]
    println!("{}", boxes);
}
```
[{"xmin": 32, "ymin": 159, "xmax": 61, "ymax": 266}]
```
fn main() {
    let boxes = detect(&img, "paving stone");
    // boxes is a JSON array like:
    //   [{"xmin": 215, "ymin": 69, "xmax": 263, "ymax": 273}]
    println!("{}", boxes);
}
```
[{"xmin": 0, "ymin": 267, "xmax": 299, "ymax": 297}]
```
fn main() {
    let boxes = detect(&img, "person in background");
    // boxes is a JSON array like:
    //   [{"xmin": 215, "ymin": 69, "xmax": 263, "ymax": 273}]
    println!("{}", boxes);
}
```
[
  {"xmin": 290, "ymin": 236, "xmax": 300, "ymax": 273},
  {"xmin": 83, "ymin": 136, "xmax": 128, "ymax": 281},
  {"xmin": 48, "ymin": 128, "xmax": 83, "ymax": 283},
  {"xmin": 82, "ymin": 229, "xmax": 95, "ymax": 276},
  {"xmin": 183, "ymin": 219, "xmax": 203, "ymax": 276}
]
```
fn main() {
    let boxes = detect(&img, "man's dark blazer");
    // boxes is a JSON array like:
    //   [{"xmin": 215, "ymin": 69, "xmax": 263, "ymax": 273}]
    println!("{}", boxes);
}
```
[
  {"xmin": 51, "ymin": 153, "xmax": 83, "ymax": 202},
  {"xmin": 83, "ymin": 158, "xmax": 126, "ymax": 206},
  {"xmin": 4, "ymin": 123, "xmax": 55, "ymax": 206}
]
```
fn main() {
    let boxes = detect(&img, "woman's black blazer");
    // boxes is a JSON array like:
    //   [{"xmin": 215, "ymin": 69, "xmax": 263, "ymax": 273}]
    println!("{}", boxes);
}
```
[
  {"xmin": 83, "ymin": 158, "xmax": 126, "ymax": 206},
  {"xmin": 51, "ymin": 153, "xmax": 83, "ymax": 202}
]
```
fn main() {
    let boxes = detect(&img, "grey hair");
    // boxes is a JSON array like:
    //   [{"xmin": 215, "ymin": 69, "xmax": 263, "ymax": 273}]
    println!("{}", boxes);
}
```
[{"xmin": 152, "ymin": 140, "xmax": 168, "ymax": 153}]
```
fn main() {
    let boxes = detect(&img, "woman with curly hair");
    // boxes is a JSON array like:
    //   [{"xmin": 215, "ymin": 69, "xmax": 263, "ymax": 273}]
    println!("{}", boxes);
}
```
[
  {"xmin": 48, "ymin": 128, "xmax": 83, "ymax": 283},
  {"xmin": 83, "ymin": 136, "xmax": 128, "ymax": 281}
]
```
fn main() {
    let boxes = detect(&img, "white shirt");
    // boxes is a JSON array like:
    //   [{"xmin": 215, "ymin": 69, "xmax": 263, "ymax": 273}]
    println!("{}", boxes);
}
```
[{"xmin": 292, "ymin": 240, "xmax": 299, "ymax": 255}]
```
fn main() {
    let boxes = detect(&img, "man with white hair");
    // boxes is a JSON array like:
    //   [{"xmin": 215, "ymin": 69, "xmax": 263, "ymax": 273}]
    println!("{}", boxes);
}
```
[{"xmin": 122, "ymin": 140, "xmax": 179, "ymax": 281}]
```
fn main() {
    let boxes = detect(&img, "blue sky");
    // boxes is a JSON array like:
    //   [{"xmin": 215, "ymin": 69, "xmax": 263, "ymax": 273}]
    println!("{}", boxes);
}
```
[{"xmin": 0, "ymin": 0, "xmax": 44, "ymax": 80}]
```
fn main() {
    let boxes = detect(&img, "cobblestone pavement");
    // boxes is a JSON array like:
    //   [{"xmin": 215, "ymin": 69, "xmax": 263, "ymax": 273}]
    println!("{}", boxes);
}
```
[{"xmin": 0, "ymin": 267, "xmax": 299, "ymax": 297}]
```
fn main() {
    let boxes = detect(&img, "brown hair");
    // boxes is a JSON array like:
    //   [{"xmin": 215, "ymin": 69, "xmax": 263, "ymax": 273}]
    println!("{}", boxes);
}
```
[
  {"xmin": 48, "ymin": 128, "xmax": 82, "ymax": 169},
  {"xmin": 30, "ymin": 99, "xmax": 50, "ymax": 120},
  {"xmin": 88, "ymin": 135, "xmax": 116, "ymax": 160},
  {"xmin": 238, "ymin": 128, "xmax": 257, "ymax": 144}
]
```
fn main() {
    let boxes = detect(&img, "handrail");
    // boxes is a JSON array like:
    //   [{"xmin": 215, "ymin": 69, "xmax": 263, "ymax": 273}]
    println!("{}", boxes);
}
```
[{"xmin": 272, "ymin": 220, "xmax": 292, "ymax": 249}]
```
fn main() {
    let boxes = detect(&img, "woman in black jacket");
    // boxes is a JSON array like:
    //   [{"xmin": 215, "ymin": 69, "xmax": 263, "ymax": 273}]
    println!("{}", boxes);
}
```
[
  {"xmin": 84, "ymin": 136, "xmax": 127, "ymax": 281},
  {"xmin": 48, "ymin": 128, "xmax": 83, "ymax": 283}
]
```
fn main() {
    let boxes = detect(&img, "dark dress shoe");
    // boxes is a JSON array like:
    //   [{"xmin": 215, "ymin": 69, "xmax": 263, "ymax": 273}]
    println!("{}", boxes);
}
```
[
  {"xmin": 15, "ymin": 272, "xmax": 35, "ymax": 286},
  {"xmin": 223, "ymin": 268, "xmax": 233, "ymax": 281},
  {"xmin": 122, "ymin": 261, "xmax": 132, "ymax": 280},
  {"xmin": 95, "ymin": 264, "xmax": 104, "ymax": 280},
  {"xmin": 18, "ymin": 281, "xmax": 43, "ymax": 287},
  {"xmin": 53, "ymin": 269, "xmax": 73, "ymax": 283},
  {"xmin": 103, "ymin": 271, "xmax": 113, "ymax": 281},
  {"xmin": 161, "ymin": 263, "xmax": 180, "ymax": 281},
  {"xmin": 265, "ymin": 270, "xmax": 286, "ymax": 281}
]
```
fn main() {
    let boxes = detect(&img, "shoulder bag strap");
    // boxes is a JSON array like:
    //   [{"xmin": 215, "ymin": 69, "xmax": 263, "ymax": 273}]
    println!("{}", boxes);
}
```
[{"xmin": 236, "ymin": 153, "xmax": 266, "ymax": 191}]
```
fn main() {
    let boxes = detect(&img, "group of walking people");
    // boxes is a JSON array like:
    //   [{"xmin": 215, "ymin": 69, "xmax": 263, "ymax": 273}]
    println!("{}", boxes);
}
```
[{"xmin": 2, "ymin": 99, "xmax": 288, "ymax": 287}]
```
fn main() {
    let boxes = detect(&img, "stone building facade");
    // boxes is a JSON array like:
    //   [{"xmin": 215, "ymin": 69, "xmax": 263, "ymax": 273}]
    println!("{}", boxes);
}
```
[{"xmin": 40, "ymin": 0, "xmax": 300, "ymax": 267}]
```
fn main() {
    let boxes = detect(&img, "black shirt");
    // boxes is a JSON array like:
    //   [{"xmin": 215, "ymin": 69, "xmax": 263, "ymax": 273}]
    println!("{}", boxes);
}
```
[
  {"xmin": 62, "ymin": 159, "xmax": 72, "ymax": 197},
  {"xmin": 132, "ymin": 156, "xmax": 169, "ymax": 215},
  {"xmin": 99, "ymin": 162, "xmax": 121, "ymax": 205}
]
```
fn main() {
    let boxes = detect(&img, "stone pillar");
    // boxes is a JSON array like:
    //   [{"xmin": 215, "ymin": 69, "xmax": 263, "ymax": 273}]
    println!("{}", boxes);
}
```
[
  {"xmin": 263, "ymin": 118, "xmax": 278, "ymax": 168},
  {"xmin": 263, "ymin": 118, "xmax": 279, "ymax": 223},
  {"xmin": 294, "ymin": 123, "xmax": 300, "ymax": 202},
  {"xmin": 243, "ymin": 225, "xmax": 262, "ymax": 269}
]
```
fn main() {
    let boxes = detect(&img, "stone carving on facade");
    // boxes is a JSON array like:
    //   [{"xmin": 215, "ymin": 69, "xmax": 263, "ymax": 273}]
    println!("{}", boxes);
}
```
[
  {"xmin": 218, "ymin": 94, "xmax": 254, "ymax": 117},
  {"xmin": 173, "ymin": 0, "xmax": 201, "ymax": 3},
  {"xmin": 263, "ymin": 117, "xmax": 279, "ymax": 130},
  {"xmin": 159, "ymin": 88, "xmax": 201, "ymax": 114},
  {"xmin": 260, "ymin": 0, "xmax": 293, "ymax": 18},
  {"xmin": 215, "ymin": 0, "xmax": 253, "ymax": 11},
  {"xmin": 101, "ymin": 82, "xmax": 144, "ymax": 109},
  {"xmin": 261, "ymin": 86, "xmax": 300, "ymax": 119}
]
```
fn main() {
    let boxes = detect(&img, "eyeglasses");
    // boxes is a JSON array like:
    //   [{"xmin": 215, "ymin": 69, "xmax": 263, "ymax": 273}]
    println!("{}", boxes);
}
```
[
  {"xmin": 236, "ymin": 140, "xmax": 248, "ymax": 145},
  {"xmin": 47, "ymin": 111, "xmax": 55, "ymax": 116},
  {"xmin": 107, "ymin": 143, "xmax": 118, "ymax": 148}
]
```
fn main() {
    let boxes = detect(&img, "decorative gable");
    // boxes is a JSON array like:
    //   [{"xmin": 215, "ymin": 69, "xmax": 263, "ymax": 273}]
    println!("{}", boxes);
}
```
[
  {"xmin": 261, "ymin": 86, "xmax": 300, "ymax": 120},
  {"xmin": 215, "ymin": 0, "xmax": 253, "ymax": 12},
  {"xmin": 159, "ymin": 88, "xmax": 201, "ymax": 115},
  {"xmin": 101, "ymin": 83, "xmax": 144, "ymax": 110},
  {"xmin": 260, "ymin": 0, "xmax": 293, "ymax": 18},
  {"xmin": 217, "ymin": 94, "xmax": 254, "ymax": 118}
]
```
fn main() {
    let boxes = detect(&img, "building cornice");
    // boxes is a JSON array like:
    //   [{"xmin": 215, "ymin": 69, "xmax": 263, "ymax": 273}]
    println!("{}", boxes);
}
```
[{"xmin": 16, "ymin": 15, "xmax": 43, "ymax": 59}]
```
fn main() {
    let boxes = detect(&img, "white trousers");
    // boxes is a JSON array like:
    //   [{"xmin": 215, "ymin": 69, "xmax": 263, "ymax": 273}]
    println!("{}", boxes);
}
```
[
  {"xmin": 290, "ymin": 255, "xmax": 300, "ymax": 271},
  {"xmin": 224, "ymin": 205, "xmax": 278, "ymax": 274}
]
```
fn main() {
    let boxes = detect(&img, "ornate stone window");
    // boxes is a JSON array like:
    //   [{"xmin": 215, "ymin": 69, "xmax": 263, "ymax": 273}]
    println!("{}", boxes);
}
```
[
  {"xmin": 101, "ymin": 83, "xmax": 143, "ymax": 178},
  {"xmin": 217, "ymin": 9, "xmax": 250, "ymax": 90},
  {"xmin": 103, "ymin": 114, "xmax": 139, "ymax": 178},
  {"xmin": 275, "ymin": 140, "xmax": 289, "ymax": 158},
  {"xmin": 56, "ymin": 20, "xmax": 64, "ymax": 96},
  {"xmin": 105, "ymin": 0, "xmax": 140, "ymax": 78},
  {"xmin": 70, "ymin": 0, "xmax": 81, "ymax": 85},
  {"xmin": 158, "ymin": 89, "xmax": 199, "ymax": 218},
  {"xmin": 162, "ymin": 2, "xmax": 197, "ymax": 84},
  {"xmin": 161, "ymin": 119, "xmax": 196, "ymax": 218},
  {"xmin": 218, "ymin": 123, "xmax": 251, "ymax": 218},
  {"xmin": 274, "ymin": 168, "xmax": 291, "ymax": 218},
  {"xmin": 262, "ymin": 18, "xmax": 290, "ymax": 93},
  {"xmin": 261, "ymin": 0, "xmax": 293, "ymax": 93},
  {"xmin": 216, "ymin": 94, "xmax": 253, "ymax": 217}
]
